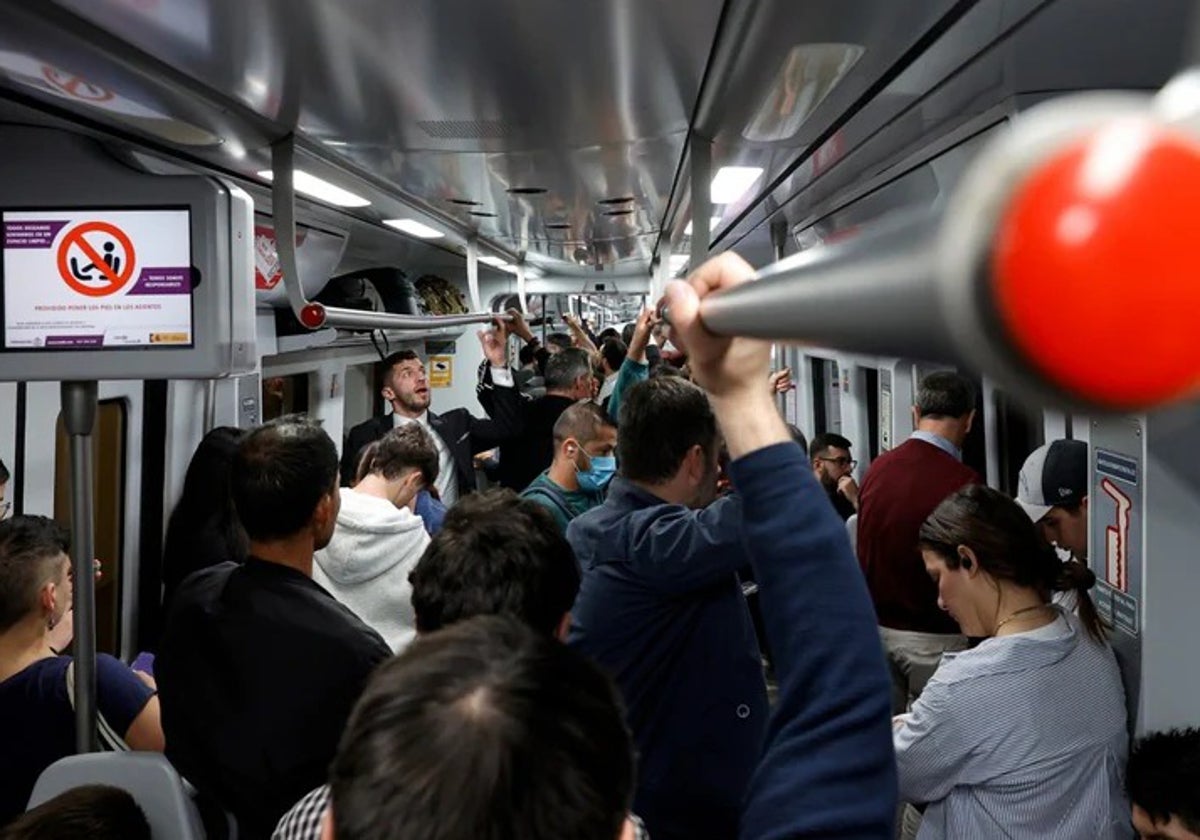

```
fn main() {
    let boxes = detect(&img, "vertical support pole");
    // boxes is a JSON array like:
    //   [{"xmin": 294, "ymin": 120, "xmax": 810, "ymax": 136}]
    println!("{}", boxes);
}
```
[
  {"xmin": 516, "ymin": 262, "xmax": 528, "ymax": 312},
  {"xmin": 769, "ymin": 219, "xmax": 789, "ymax": 393},
  {"xmin": 61, "ymin": 380, "xmax": 98, "ymax": 754},
  {"xmin": 689, "ymin": 135, "xmax": 713, "ymax": 272},
  {"xmin": 465, "ymin": 239, "xmax": 482, "ymax": 313}
]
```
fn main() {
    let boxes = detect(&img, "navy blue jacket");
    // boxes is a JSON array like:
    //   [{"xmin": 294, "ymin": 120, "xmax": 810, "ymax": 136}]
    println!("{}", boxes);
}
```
[
  {"xmin": 567, "ymin": 479, "xmax": 768, "ymax": 840},
  {"xmin": 734, "ymin": 443, "xmax": 896, "ymax": 839}
]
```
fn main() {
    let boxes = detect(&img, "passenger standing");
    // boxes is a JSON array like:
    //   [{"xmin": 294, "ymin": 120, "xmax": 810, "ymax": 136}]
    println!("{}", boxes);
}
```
[
  {"xmin": 1126, "ymin": 728, "xmax": 1200, "ymax": 840},
  {"xmin": 520, "ymin": 402, "xmax": 617, "ymax": 534},
  {"xmin": 495, "ymin": 347, "xmax": 595, "ymax": 491},
  {"xmin": 662, "ymin": 252, "xmax": 896, "ymax": 838},
  {"xmin": 157, "ymin": 416, "xmax": 391, "ymax": 839},
  {"xmin": 567, "ymin": 375, "xmax": 767, "ymax": 840},
  {"xmin": 0, "ymin": 516, "xmax": 163, "ymax": 825},
  {"xmin": 809, "ymin": 432, "xmax": 859, "ymax": 521},
  {"xmin": 894, "ymin": 484, "xmax": 1129, "ymax": 839},
  {"xmin": 314, "ymin": 425, "xmax": 436, "ymax": 651},
  {"xmin": 1015, "ymin": 439, "xmax": 1091, "ymax": 612},
  {"xmin": 856, "ymin": 371, "xmax": 980, "ymax": 715},
  {"xmin": 1015, "ymin": 439, "xmax": 1090, "ymax": 560},
  {"xmin": 340, "ymin": 321, "xmax": 522, "ymax": 500},
  {"xmin": 161, "ymin": 427, "xmax": 248, "ymax": 606}
]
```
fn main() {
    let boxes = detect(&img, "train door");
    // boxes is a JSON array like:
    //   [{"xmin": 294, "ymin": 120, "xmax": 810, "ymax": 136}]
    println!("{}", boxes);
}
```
[
  {"xmin": 811, "ymin": 357, "xmax": 841, "ymax": 435},
  {"xmin": 991, "ymin": 388, "xmax": 1045, "ymax": 496}
]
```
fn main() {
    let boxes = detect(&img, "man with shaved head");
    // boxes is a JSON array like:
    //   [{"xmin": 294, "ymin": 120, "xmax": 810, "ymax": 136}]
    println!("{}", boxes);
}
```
[{"xmin": 521, "ymin": 401, "xmax": 618, "ymax": 533}]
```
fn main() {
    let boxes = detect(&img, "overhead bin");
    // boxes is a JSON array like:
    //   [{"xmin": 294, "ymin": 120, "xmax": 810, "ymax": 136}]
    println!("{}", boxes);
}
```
[{"xmin": 691, "ymin": 81, "xmax": 1200, "ymax": 413}]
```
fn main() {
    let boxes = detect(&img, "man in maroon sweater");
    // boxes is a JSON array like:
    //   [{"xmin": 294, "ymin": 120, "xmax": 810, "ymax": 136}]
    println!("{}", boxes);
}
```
[{"xmin": 856, "ymin": 370, "xmax": 981, "ymax": 715}]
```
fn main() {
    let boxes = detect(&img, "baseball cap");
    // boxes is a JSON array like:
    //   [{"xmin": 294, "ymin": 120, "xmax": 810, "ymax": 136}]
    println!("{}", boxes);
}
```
[{"xmin": 1016, "ymin": 439, "xmax": 1088, "ymax": 523}]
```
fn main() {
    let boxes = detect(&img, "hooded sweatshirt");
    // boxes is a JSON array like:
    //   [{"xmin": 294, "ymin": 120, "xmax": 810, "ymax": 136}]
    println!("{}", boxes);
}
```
[{"xmin": 313, "ymin": 487, "xmax": 431, "ymax": 652}]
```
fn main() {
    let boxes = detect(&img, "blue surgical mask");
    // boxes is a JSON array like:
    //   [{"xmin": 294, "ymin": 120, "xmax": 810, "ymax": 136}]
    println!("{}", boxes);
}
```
[{"xmin": 576, "ymin": 454, "xmax": 617, "ymax": 494}]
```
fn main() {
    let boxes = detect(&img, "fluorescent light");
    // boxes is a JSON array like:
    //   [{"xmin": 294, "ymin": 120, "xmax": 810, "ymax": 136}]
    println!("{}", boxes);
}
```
[
  {"xmin": 383, "ymin": 218, "xmax": 444, "ymax": 239},
  {"xmin": 478, "ymin": 255, "xmax": 517, "ymax": 273},
  {"xmin": 684, "ymin": 216, "xmax": 723, "ymax": 237},
  {"xmin": 669, "ymin": 254, "xmax": 690, "ymax": 274},
  {"xmin": 257, "ymin": 169, "xmax": 371, "ymax": 208},
  {"xmin": 711, "ymin": 166, "xmax": 763, "ymax": 204},
  {"xmin": 323, "ymin": 140, "xmax": 350, "ymax": 147}
]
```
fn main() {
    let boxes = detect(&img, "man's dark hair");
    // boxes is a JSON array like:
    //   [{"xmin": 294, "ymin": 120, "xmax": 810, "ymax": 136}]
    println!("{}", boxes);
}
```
[
  {"xmin": 1127, "ymin": 727, "xmax": 1200, "ymax": 833},
  {"xmin": 329, "ymin": 615, "xmax": 635, "ymax": 840},
  {"xmin": 410, "ymin": 489, "xmax": 580, "ymax": 637},
  {"xmin": 617, "ymin": 377, "xmax": 717, "ymax": 484},
  {"xmin": 546, "ymin": 332, "xmax": 573, "ymax": 351},
  {"xmin": 600, "ymin": 338, "xmax": 627, "ymax": 373},
  {"xmin": 231, "ymin": 415, "xmax": 339, "ymax": 542},
  {"xmin": 0, "ymin": 457, "xmax": 9, "ymax": 484},
  {"xmin": 518, "ymin": 344, "xmax": 537, "ymax": 367},
  {"xmin": 553, "ymin": 402, "xmax": 615, "ymax": 448},
  {"xmin": 598, "ymin": 327, "xmax": 620, "ymax": 342},
  {"xmin": 545, "ymin": 348, "xmax": 593, "ymax": 392},
  {"xmin": 379, "ymin": 349, "xmax": 421, "ymax": 388},
  {"xmin": 3, "ymin": 784, "xmax": 150, "ymax": 840},
  {"xmin": 809, "ymin": 432, "xmax": 852, "ymax": 460},
  {"xmin": 916, "ymin": 371, "xmax": 977, "ymax": 419},
  {"xmin": 620, "ymin": 323, "xmax": 636, "ymax": 347},
  {"xmin": 0, "ymin": 515, "xmax": 69, "ymax": 633},
  {"xmin": 366, "ymin": 425, "xmax": 439, "ymax": 487}
]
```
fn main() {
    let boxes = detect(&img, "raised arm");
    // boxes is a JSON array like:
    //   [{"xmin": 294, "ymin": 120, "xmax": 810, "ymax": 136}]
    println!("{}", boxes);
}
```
[
  {"xmin": 466, "ymin": 318, "xmax": 526, "ymax": 450},
  {"xmin": 606, "ymin": 308, "xmax": 656, "ymax": 422},
  {"xmin": 665, "ymin": 253, "xmax": 896, "ymax": 839}
]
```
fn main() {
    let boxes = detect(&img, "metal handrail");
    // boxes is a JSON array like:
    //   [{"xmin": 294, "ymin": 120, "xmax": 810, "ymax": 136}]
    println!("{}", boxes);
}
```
[{"xmin": 269, "ymin": 135, "xmax": 512, "ymax": 333}]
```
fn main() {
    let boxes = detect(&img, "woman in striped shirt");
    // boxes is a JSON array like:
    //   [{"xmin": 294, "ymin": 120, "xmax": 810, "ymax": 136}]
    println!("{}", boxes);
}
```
[{"xmin": 894, "ymin": 484, "xmax": 1131, "ymax": 839}]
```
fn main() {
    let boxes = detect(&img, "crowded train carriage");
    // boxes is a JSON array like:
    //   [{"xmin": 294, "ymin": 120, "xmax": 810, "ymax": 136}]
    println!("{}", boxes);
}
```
[{"xmin": 1, "ymin": 0, "xmax": 1199, "ymax": 838}]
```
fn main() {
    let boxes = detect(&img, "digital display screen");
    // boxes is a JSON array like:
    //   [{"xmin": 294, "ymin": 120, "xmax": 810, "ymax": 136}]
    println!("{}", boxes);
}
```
[{"xmin": 2, "ymin": 208, "xmax": 194, "ymax": 350}]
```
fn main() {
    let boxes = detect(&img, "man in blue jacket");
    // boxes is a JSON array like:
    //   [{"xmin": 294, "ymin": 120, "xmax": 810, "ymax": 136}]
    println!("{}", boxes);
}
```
[
  {"xmin": 663, "ymin": 253, "xmax": 896, "ymax": 838},
  {"xmin": 567, "ymin": 363, "xmax": 767, "ymax": 840}
]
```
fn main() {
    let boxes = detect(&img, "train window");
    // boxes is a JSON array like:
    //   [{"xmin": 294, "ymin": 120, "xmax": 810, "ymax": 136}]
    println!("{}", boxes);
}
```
[
  {"xmin": 52, "ymin": 400, "xmax": 126, "ymax": 655},
  {"xmin": 262, "ymin": 374, "xmax": 310, "ymax": 421},
  {"xmin": 864, "ymin": 368, "xmax": 880, "ymax": 459},
  {"xmin": 810, "ymin": 357, "xmax": 842, "ymax": 436},
  {"xmin": 993, "ymin": 390, "xmax": 1045, "ymax": 496}
]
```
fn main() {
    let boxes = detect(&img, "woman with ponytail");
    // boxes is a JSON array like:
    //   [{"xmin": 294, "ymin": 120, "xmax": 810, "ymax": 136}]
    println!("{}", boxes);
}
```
[{"xmin": 893, "ymin": 484, "xmax": 1131, "ymax": 839}]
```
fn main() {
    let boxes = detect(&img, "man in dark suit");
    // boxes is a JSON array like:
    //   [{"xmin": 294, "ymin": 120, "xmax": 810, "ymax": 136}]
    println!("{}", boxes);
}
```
[
  {"xmin": 493, "ymin": 347, "xmax": 596, "ymax": 492},
  {"xmin": 341, "ymin": 322, "xmax": 523, "ymax": 505}
]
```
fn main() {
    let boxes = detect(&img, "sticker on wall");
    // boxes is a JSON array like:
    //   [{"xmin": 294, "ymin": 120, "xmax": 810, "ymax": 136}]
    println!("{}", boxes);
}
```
[{"xmin": 428, "ymin": 356, "xmax": 452, "ymax": 388}]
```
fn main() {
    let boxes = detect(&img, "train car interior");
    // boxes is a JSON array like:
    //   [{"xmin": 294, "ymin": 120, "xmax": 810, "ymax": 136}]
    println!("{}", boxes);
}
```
[{"xmin": 1, "ymin": 0, "xmax": 1199, "ymax": 837}]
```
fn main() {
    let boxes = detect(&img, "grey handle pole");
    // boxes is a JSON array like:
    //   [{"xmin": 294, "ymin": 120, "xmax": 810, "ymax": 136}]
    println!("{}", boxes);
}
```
[
  {"xmin": 696, "ymin": 211, "xmax": 960, "ymax": 363},
  {"xmin": 61, "ymin": 380, "xmax": 98, "ymax": 754}
]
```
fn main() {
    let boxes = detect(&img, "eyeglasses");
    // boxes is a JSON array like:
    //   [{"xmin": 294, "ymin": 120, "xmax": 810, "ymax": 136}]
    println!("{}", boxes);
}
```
[{"xmin": 819, "ymin": 457, "xmax": 857, "ymax": 469}]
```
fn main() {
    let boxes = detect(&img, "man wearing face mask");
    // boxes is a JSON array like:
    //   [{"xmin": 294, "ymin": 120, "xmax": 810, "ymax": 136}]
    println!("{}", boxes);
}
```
[
  {"xmin": 314, "ymin": 425, "xmax": 437, "ymax": 651},
  {"xmin": 521, "ymin": 402, "xmax": 617, "ymax": 534},
  {"xmin": 567, "ymin": 376, "xmax": 766, "ymax": 840}
]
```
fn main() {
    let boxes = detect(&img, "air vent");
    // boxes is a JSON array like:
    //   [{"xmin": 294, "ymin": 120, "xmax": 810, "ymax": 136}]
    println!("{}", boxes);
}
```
[
  {"xmin": 448, "ymin": 198, "xmax": 482, "ymax": 206},
  {"xmin": 603, "ymin": 209, "xmax": 633, "ymax": 217},
  {"xmin": 469, "ymin": 211, "xmax": 497, "ymax": 218},
  {"xmin": 546, "ymin": 223, "xmax": 571, "ymax": 230},
  {"xmin": 416, "ymin": 120, "xmax": 512, "ymax": 139},
  {"xmin": 508, "ymin": 187, "xmax": 548, "ymax": 196},
  {"xmin": 598, "ymin": 196, "xmax": 634, "ymax": 205}
]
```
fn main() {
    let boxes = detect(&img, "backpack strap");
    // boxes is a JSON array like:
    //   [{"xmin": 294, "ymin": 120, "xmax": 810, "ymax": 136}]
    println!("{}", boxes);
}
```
[
  {"xmin": 522, "ymin": 484, "xmax": 575, "ymax": 524},
  {"xmin": 66, "ymin": 659, "xmax": 132, "ymax": 752}
]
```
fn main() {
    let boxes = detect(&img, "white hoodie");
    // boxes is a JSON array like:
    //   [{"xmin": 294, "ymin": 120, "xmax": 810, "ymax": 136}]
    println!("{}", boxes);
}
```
[{"xmin": 313, "ymin": 487, "xmax": 431, "ymax": 652}]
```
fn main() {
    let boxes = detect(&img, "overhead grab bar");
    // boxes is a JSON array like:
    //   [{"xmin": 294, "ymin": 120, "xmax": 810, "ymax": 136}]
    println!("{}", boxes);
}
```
[
  {"xmin": 269, "ymin": 135, "xmax": 512, "ymax": 332},
  {"xmin": 690, "ymin": 79, "xmax": 1200, "ymax": 413}
]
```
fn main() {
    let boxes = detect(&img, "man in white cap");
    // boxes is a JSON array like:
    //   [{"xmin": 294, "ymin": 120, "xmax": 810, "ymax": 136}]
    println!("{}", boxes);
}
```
[{"xmin": 1015, "ymin": 439, "xmax": 1090, "ymax": 561}]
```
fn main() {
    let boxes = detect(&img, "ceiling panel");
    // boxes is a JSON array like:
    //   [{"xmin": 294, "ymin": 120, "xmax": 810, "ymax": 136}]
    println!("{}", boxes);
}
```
[{"xmin": 42, "ymin": 0, "xmax": 726, "ymax": 270}]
